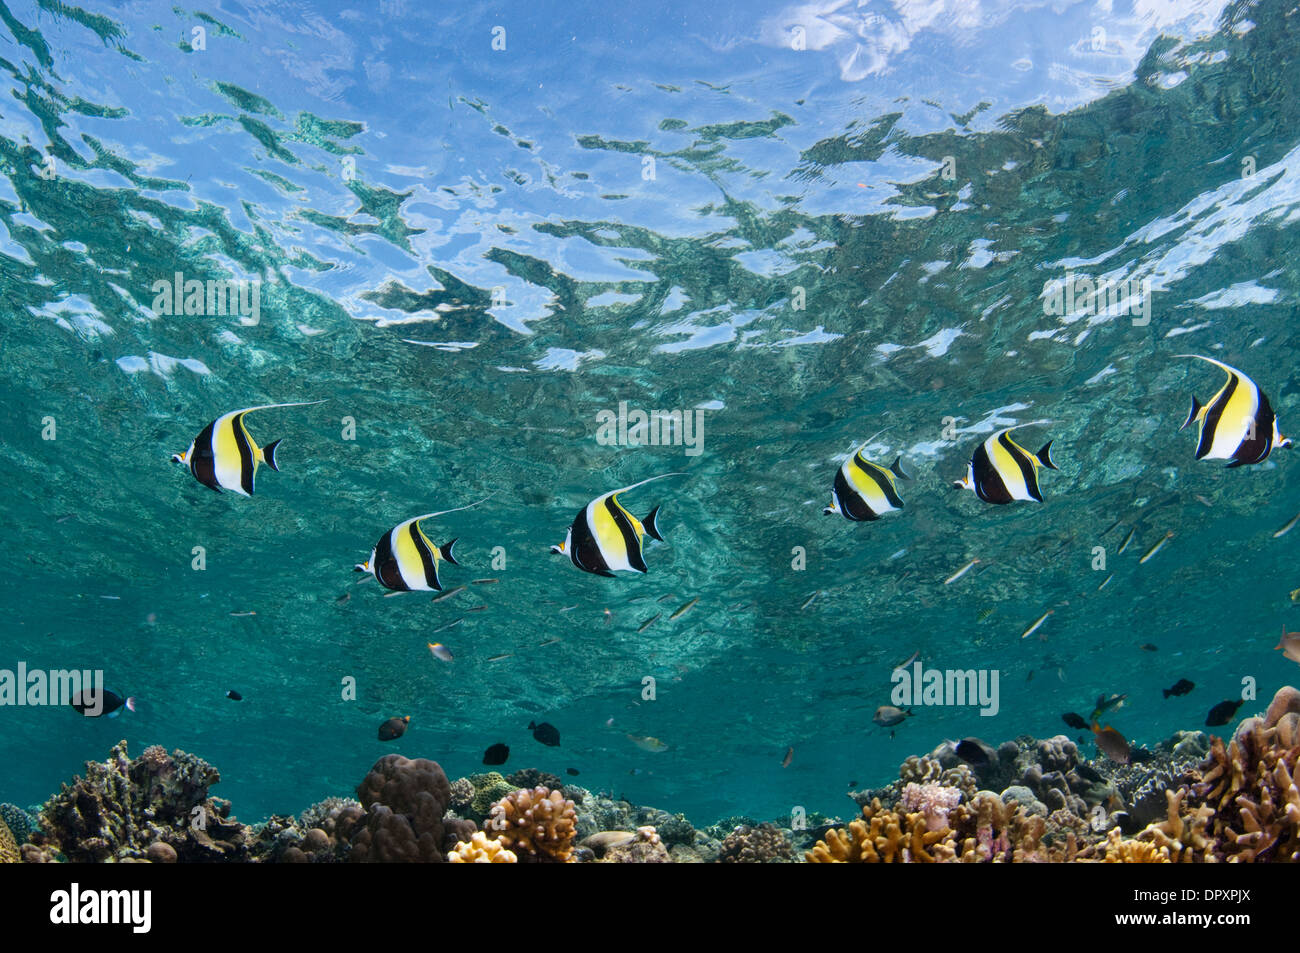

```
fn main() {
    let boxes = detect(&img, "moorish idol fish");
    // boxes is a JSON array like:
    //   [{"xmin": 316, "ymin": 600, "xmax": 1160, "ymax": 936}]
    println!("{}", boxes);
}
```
[
  {"xmin": 172, "ymin": 401, "xmax": 325, "ymax": 496},
  {"xmin": 824, "ymin": 446, "xmax": 911, "ymax": 521},
  {"xmin": 355, "ymin": 496, "xmax": 492, "ymax": 593},
  {"xmin": 952, "ymin": 425, "xmax": 1058, "ymax": 504},
  {"xmin": 551, "ymin": 474, "xmax": 681, "ymax": 577},
  {"xmin": 1178, "ymin": 355, "xmax": 1291, "ymax": 467}
]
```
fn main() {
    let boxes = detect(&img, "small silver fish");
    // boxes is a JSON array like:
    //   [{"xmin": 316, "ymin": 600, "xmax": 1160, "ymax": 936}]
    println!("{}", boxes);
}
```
[
  {"xmin": 1097, "ymin": 573, "xmax": 1113, "ymax": 591},
  {"xmin": 1139, "ymin": 531, "xmax": 1174, "ymax": 565},
  {"xmin": 670, "ymin": 597, "xmax": 698, "ymax": 620},
  {"xmin": 432, "ymin": 585, "xmax": 466, "ymax": 603},
  {"xmin": 427, "ymin": 642, "xmax": 454, "ymax": 662},
  {"xmin": 1020, "ymin": 610, "xmax": 1053, "ymax": 640},
  {"xmin": 432, "ymin": 617, "xmax": 463, "ymax": 633},
  {"xmin": 891, "ymin": 649, "xmax": 920, "ymax": 674},
  {"xmin": 638, "ymin": 613, "xmax": 661, "ymax": 633},
  {"xmin": 1274, "ymin": 513, "xmax": 1300, "ymax": 539},
  {"xmin": 1118, "ymin": 527, "xmax": 1136, "ymax": 554},
  {"xmin": 486, "ymin": 653, "xmax": 513, "ymax": 662},
  {"xmin": 800, "ymin": 591, "xmax": 820, "ymax": 610},
  {"xmin": 944, "ymin": 557, "xmax": 980, "ymax": 585}
]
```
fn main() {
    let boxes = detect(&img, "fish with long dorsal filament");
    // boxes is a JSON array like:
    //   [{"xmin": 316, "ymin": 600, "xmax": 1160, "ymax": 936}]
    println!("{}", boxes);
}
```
[
  {"xmin": 952, "ymin": 424, "xmax": 1058, "ymax": 503},
  {"xmin": 172, "ymin": 400, "xmax": 325, "ymax": 496},
  {"xmin": 824, "ymin": 434, "xmax": 912, "ymax": 521},
  {"xmin": 356, "ymin": 495, "xmax": 492, "ymax": 592},
  {"xmin": 551, "ymin": 474, "xmax": 682, "ymax": 576},
  {"xmin": 1178, "ymin": 355, "xmax": 1291, "ymax": 467}
]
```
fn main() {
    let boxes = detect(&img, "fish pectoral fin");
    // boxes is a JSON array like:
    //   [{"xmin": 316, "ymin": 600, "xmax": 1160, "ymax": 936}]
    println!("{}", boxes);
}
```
[
  {"xmin": 1181, "ymin": 396, "xmax": 1202, "ymax": 431},
  {"xmin": 262, "ymin": 438, "xmax": 283, "ymax": 472}
]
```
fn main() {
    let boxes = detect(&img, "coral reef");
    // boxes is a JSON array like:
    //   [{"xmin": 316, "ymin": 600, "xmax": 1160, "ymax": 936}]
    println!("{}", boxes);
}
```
[
  {"xmin": 601, "ymin": 826, "xmax": 671, "ymax": 863},
  {"xmin": 37, "ymin": 740, "xmax": 249, "ymax": 862},
  {"xmin": 1194, "ymin": 686, "xmax": 1300, "ymax": 862},
  {"xmin": 485, "ymin": 786, "xmax": 577, "ymax": 862},
  {"xmin": 718, "ymin": 823, "xmax": 796, "ymax": 863},
  {"xmin": 465, "ymin": 772, "xmax": 517, "ymax": 821},
  {"xmin": 0, "ymin": 804, "xmax": 34, "ymax": 845},
  {"xmin": 0, "ymin": 817, "xmax": 18, "ymax": 863},
  {"xmin": 448, "ymin": 830, "xmax": 518, "ymax": 863},
  {"xmin": 350, "ymin": 755, "xmax": 465, "ymax": 863}
]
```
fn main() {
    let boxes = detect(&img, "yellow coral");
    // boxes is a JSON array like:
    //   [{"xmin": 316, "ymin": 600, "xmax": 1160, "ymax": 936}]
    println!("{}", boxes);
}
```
[
  {"xmin": 486, "ymin": 786, "xmax": 577, "ymax": 862},
  {"xmin": 0, "ymin": 818, "xmax": 18, "ymax": 864},
  {"xmin": 448, "ymin": 831, "xmax": 518, "ymax": 863},
  {"xmin": 805, "ymin": 799, "xmax": 950, "ymax": 863},
  {"xmin": 1100, "ymin": 828, "xmax": 1171, "ymax": 863}
]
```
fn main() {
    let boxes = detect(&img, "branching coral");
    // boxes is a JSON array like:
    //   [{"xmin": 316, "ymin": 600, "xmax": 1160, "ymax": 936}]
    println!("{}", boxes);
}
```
[
  {"xmin": 1195, "ymin": 686, "xmax": 1300, "ymax": 862},
  {"xmin": 448, "ymin": 831, "xmax": 518, "ymax": 863},
  {"xmin": 805, "ymin": 799, "xmax": 952, "ymax": 862},
  {"xmin": 486, "ymin": 786, "xmax": 577, "ymax": 862}
]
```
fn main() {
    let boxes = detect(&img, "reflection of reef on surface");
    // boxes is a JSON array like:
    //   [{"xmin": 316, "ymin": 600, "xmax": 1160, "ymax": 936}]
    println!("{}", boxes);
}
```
[{"xmin": 8, "ymin": 685, "xmax": 1299, "ymax": 862}]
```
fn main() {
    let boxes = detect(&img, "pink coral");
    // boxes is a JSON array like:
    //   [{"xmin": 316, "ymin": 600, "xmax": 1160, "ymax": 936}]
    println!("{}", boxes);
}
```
[{"xmin": 900, "ymin": 782, "xmax": 963, "ymax": 832}]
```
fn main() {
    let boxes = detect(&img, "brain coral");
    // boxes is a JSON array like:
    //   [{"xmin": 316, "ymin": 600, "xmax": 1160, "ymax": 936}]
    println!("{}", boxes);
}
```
[{"xmin": 486, "ymin": 786, "xmax": 577, "ymax": 862}]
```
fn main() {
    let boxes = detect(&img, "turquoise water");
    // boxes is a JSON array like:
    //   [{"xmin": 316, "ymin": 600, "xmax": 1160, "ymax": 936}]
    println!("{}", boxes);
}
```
[{"xmin": 1, "ymin": 0, "xmax": 1298, "ymax": 828}]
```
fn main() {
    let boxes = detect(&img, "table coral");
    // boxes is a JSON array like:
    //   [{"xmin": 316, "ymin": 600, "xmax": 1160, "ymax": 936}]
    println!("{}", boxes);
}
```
[
  {"xmin": 486, "ymin": 786, "xmax": 577, "ymax": 862},
  {"xmin": 448, "ymin": 830, "xmax": 518, "ymax": 863}
]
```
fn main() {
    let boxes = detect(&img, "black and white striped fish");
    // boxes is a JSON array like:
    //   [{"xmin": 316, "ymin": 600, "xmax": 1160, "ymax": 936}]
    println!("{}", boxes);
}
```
[
  {"xmin": 1179, "ymin": 355, "xmax": 1291, "ymax": 467},
  {"xmin": 355, "ymin": 497, "xmax": 491, "ymax": 592},
  {"xmin": 172, "ymin": 401, "xmax": 324, "ymax": 496},
  {"xmin": 953, "ymin": 425, "xmax": 1058, "ymax": 504},
  {"xmin": 824, "ymin": 448, "xmax": 911, "ymax": 521},
  {"xmin": 551, "ymin": 475, "xmax": 679, "ymax": 576}
]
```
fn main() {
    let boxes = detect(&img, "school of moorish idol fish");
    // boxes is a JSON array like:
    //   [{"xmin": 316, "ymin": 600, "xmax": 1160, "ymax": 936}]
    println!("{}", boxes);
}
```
[{"xmin": 152, "ymin": 351, "xmax": 1290, "ymax": 763}]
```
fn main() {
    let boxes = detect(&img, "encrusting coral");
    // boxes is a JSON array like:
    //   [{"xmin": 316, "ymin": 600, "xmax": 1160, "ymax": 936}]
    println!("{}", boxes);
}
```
[
  {"xmin": 448, "ymin": 830, "xmax": 518, "ymax": 863},
  {"xmin": 485, "ymin": 786, "xmax": 577, "ymax": 862}
]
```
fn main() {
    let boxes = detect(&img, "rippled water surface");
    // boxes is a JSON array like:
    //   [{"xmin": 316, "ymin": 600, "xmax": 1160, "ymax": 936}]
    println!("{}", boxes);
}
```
[{"xmin": 2, "ymin": 0, "xmax": 1298, "ymax": 824}]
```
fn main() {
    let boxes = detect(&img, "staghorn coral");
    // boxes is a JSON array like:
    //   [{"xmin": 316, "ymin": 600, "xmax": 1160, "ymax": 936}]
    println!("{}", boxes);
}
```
[
  {"xmin": 448, "ymin": 830, "xmax": 518, "ymax": 863},
  {"xmin": 39, "ymin": 740, "xmax": 249, "ymax": 862},
  {"xmin": 486, "ymin": 786, "xmax": 577, "ymax": 862},
  {"xmin": 350, "ymin": 755, "xmax": 457, "ymax": 863},
  {"xmin": 718, "ymin": 823, "xmax": 796, "ymax": 863},
  {"xmin": 1194, "ymin": 685, "xmax": 1300, "ymax": 862}
]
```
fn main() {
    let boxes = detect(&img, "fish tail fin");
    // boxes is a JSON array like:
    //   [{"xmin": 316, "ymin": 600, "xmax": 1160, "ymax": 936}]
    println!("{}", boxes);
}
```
[
  {"xmin": 1181, "ymin": 396, "xmax": 1203, "ymax": 431},
  {"xmin": 643, "ymin": 505, "xmax": 664, "ymax": 541},
  {"xmin": 439, "ymin": 538, "xmax": 460, "ymax": 566},
  {"xmin": 263, "ymin": 438, "xmax": 283, "ymax": 471},
  {"xmin": 528, "ymin": 721, "xmax": 537, "ymax": 730},
  {"xmin": 890, "ymin": 456, "xmax": 912, "ymax": 481},
  {"xmin": 1162, "ymin": 688, "xmax": 1171, "ymax": 698},
  {"xmin": 125, "ymin": 697, "xmax": 137, "ymax": 712},
  {"xmin": 1036, "ymin": 441, "xmax": 1058, "ymax": 470}
]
